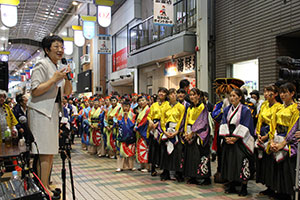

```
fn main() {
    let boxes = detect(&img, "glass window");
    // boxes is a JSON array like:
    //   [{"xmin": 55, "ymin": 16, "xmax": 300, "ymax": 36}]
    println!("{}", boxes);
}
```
[
  {"xmin": 112, "ymin": 28, "xmax": 128, "ymax": 72},
  {"xmin": 233, "ymin": 59, "xmax": 259, "ymax": 93}
]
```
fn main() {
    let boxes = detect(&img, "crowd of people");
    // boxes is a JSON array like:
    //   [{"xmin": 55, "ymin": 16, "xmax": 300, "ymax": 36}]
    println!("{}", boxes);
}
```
[
  {"xmin": 45, "ymin": 78, "xmax": 297, "ymax": 200},
  {"xmin": 1, "ymin": 33, "xmax": 299, "ymax": 199},
  {"xmin": 1, "ymin": 76, "xmax": 300, "ymax": 199}
]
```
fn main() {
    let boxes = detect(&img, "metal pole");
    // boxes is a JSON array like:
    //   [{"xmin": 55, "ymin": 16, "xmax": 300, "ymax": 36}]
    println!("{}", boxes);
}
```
[{"xmin": 295, "ymin": 138, "xmax": 300, "ymax": 199}]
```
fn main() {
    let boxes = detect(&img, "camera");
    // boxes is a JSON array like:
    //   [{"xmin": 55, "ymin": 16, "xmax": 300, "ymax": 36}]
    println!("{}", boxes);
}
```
[
  {"xmin": 277, "ymin": 56, "xmax": 300, "ymax": 80},
  {"xmin": 59, "ymin": 117, "xmax": 71, "ymax": 149}
]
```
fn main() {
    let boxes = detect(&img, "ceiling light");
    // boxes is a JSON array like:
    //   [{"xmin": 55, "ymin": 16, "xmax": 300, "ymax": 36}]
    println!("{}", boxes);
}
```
[
  {"xmin": 37, "ymin": 50, "xmax": 40, "ymax": 52},
  {"xmin": 72, "ymin": 1, "xmax": 79, "ymax": 6},
  {"xmin": 58, "ymin": 8, "xmax": 64, "ymax": 11},
  {"xmin": 1, "ymin": 37, "xmax": 6, "ymax": 41},
  {"xmin": 50, "ymin": 13, "xmax": 54, "ymax": 16},
  {"xmin": 61, "ymin": 31, "xmax": 67, "ymax": 36},
  {"xmin": 45, "ymin": 12, "xmax": 49, "ymax": 14},
  {"xmin": 0, "ymin": 26, "xmax": 7, "ymax": 30}
]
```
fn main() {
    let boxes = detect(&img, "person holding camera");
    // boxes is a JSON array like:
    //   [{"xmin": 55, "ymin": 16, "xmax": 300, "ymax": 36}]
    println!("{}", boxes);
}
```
[{"xmin": 27, "ymin": 35, "xmax": 72, "ymax": 195}]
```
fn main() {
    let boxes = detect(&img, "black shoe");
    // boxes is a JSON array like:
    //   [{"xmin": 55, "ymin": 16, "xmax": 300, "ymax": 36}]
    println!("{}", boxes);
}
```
[
  {"xmin": 199, "ymin": 178, "xmax": 211, "ymax": 185},
  {"xmin": 238, "ymin": 184, "xmax": 248, "ymax": 196},
  {"xmin": 187, "ymin": 178, "xmax": 198, "ymax": 184},
  {"xmin": 224, "ymin": 182, "xmax": 237, "ymax": 194},
  {"xmin": 259, "ymin": 188, "xmax": 274, "ymax": 196},
  {"xmin": 52, "ymin": 188, "xmax": 61, "ymax": 200},
  {"xmin": 174, "ymin": 172, "xmax": 184, "ymax": 182},
  {"xmin": 160, "ymin": 170, "xmax": 171, "ymax": 181}
]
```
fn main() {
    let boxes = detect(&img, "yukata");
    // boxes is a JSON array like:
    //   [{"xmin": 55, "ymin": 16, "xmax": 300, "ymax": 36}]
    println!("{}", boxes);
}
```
[
  {"xmin": 135, "ymin": 105, "xmax": 150, "ymax": 165},
  {"xmin": 255, "ymin": 101, "xmax": 281, "ymax": 186},
  {"xmin": 88, "ymin": 107, "xmax": 104, "ymax": 155},
  {"xmin": 116, "ymin": 108, "xmax": 136, "ymax": 170},
  {"xmin": 183, "ymin": 103, "xmax": 211, "ymax": 180},
  {"xmin": 160, "ymin": 102, "xmax": 185, "ymax": 172},
  {"xmin": 104, "ymin": 104, "xmax": 121, "ymax": 156},
  {"xmin": 80, "ymin": 106, "xmax": 91, "ymax": 148},
  {"xmin": 219, "ymin": 103, "xmax": 255, "ymax": 183},
  {"xmin": 147, "ymin": 101, "xmax": 169, "ymax": 167},
  {"xmin": 268, "ymin": 103, "xmax": 299, "ymax": 195}
]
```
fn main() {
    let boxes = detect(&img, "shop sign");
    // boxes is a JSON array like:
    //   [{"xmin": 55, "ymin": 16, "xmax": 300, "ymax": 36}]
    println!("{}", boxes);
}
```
[
  {"xmin": 98, "ymin": 34, "xmax": 111, "ymax": 54},
  {"xmin": 72, "ymin": 26, "xmax": 85, "ymax": 47},
  {"xmin": 9, "ymin": 76, "xmax": 20, "ymax": 81},
  {"xmin": 112, "ymin": 47, "xmax": 127, "ymax": 72},
  {"xmin": 153, "ymin": 0, "xmax": 173, "ymax": 26},
  {"xmin": 0, "ymin": 3, "xmax": 18, "ymax": 28},
  {"xmin": 81, "ymin": 16, "xmax": 97, "ymax": 40},
  {"xmin": 164, "ymin": 55, "xmax": 195, "ymax": 76},
  {"xmin": 62, "ymin": 37, "xmax": 74, "ymax": 56},
  {"xmin": 97, "ymin": 5, "xmax": 111, "ymax": 27},
  {"xmin": 25, "ymin": 69, "xmax": 31, "ymax": 79}
]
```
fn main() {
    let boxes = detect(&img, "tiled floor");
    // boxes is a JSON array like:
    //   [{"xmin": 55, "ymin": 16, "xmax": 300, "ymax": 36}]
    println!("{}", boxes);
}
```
[{"xmin": 51, "ymin": 138, "xmax": 270, "ymax": 200}]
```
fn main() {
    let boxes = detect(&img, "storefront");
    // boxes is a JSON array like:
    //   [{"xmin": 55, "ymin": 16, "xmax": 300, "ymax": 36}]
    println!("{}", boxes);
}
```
[{"xmin": 139, "ymin": 54, "xmax": 196, "ymax": 94}]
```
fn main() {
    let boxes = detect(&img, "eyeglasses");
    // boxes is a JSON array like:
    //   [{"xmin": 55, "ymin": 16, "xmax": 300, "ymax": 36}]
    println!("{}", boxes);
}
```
[{"xmin": 52, "ymin": 45, "xmax": 65, "ymax": 50}]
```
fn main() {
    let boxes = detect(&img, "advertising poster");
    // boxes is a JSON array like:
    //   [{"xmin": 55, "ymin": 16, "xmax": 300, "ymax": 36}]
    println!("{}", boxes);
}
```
[
  {"xmin": 98, "ymin": 35, "xmax": 111, "ymax": 54},
  {"xmin": 153, "ymin": 0, "xmax": 174, "ymax": 26}
]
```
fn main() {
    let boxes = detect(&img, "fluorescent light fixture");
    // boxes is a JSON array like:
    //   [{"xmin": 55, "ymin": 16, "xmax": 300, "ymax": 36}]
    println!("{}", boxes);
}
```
[
  {"xmin": 72, "ymin": 1, "xmax": 79, "ymax": 6},
  {"xmin": 1, "ymin": 37, "xmax": 6, "ymax": 41},
  {"xmin": 0, "ymin": 26, "xmax": 8, "ymax": 30},
  {"xmin": 61, "ymin": 31, "xmax": 67, "ymax": 36}
]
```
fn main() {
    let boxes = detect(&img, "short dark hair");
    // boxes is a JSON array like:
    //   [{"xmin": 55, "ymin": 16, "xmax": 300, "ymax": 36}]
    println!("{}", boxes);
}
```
[
  {"xmin": 250, "ymin": 90, "xmax": 260, "ymax": 100},
  {"xmin": 203, "ymin": 91, "xmax": 209, "ymax": 98},
  {"xmin": 158, "ymin": 87, "xmax": 169, "ymax": 95},
  {"xmin": 177, "ymin": 88, "xmax": 186, "ymax": 94},
  {"xmin": 168, "ymin": 88, "xmax": 177, "ymax": 95},
  {"xmin": 110, "ymin": 96, "xmax": 118, "ymax": 101},
  {"xmin": 179, "ymin": 79, "xmax": 190, "ymax": 89},
  {"xmin": 279, "ymin": 82, "xmax": 297, "ymax": 98},
  {"xmin": 16, "ymin": 93, "xmax": 24, "ymax": 104},
  {"xmin": 137, "ymin": 96, "xmax": 146, "ymax": 102},
  {"xmin": 122, "ymin": 100, "xmax": 131, "ymax": 106},
  {"xmin": 41, "ymin": 35, "xmax": 64, "ymax": 57}
]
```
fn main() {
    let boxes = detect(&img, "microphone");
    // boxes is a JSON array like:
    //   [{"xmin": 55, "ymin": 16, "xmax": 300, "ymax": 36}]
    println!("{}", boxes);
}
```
[
  {"xmin": 61, "ymin": 58, "xmax": 72, "ymax": 80},
  {"xmin": 19, "ymin": 116, "xmax": 35, "ymax": 144}
]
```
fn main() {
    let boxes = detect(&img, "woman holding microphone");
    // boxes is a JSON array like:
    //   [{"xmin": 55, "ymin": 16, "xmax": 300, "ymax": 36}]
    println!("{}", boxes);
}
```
[{"xmin": 28, "ymin": 35, "xmax": 72, "ymax": 195}]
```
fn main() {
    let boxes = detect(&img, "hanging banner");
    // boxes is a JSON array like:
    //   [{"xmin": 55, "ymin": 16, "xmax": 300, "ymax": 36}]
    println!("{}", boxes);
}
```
[
  {"xmin": 0, "ymin": 0, "xmax": 19, "ymax": 28},
  {"xmin": 62, "ymin": 37, "xmax": 74, "ymax": 55},
  {"xmin": 98, "ymin": 34, "xmax": 111, "ymax": 54},
  {"xmin": 112, "ymin": 47, "xmax": 127, "ymax": 72},
  {"xmin": 97, "ymin": 5, "xmax": 111, "ymax": 27},
  {"xmin": 81, "ymin": 16, "xmax": 96, "ymax": 40},
  {"xmin": 72, "ymin": 25, "xmax": 85, "ymax": 47},
  {"xmin": 153, "ymin": 0, "xmax": 173, "ymax": 26}
]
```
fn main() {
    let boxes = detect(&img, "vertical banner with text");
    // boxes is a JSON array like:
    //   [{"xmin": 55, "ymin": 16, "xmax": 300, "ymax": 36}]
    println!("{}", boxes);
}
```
[
  {"xmin": 153, "ymin": 0, "xmax": 174, "ymax": 26},
  {"xmin": 98, "ymin": 34, "xmax": 111, "ymax": 54}
]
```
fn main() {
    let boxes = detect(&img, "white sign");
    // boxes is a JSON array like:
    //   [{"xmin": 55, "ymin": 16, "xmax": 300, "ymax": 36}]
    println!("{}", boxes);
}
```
[
  {"xmin": 97, "ymin": 6, "xmax": 111, "ymax": 27},
  {"xmin": 153, "ymin": 0, "xmax": 173, "ymax": 26},
  {"xmin": 74, "ymin": 30, "xmax": 85, "ymax": 47},
  {"xmin": 98, "ymin": 35, "xmax": 111, "ymax": 54},
  {"xmin": 1, "ymin": 4, "xmax": 18, "ymax": 27},
  {"xmin": 83, "ymin": 21, "xmax": 95, "ymax": 40},
  {"xmin": 64, "ymin": 41, "xmax": 73, "ymax": 55}
]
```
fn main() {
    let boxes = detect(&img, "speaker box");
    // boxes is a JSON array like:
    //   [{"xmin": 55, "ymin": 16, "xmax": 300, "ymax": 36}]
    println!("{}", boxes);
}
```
[{"xmin": 0, "ymin": 61, "xmax": 8, "ymax": 92}]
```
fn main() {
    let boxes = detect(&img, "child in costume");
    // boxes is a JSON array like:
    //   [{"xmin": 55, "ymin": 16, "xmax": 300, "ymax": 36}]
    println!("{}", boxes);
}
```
[
  {"xmin": 116, "ymin": 100, "xmax": 136, "ymax": 172},
  {"xmin": 134, "ymin": 96, "xmax": 150, "ymax": 172}
]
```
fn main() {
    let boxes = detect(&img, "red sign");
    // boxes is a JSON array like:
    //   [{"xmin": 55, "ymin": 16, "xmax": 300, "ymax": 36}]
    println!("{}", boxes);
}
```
[{"xmin": 112, "ymin": 47, "xmax": 127, "ymax": 72}]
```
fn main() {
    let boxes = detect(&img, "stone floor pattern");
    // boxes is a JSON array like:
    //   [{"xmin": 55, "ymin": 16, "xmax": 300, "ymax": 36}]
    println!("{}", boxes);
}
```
[{"xmin": 51, "ymin": 138, "xmax": 270, "ymax": 200}]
